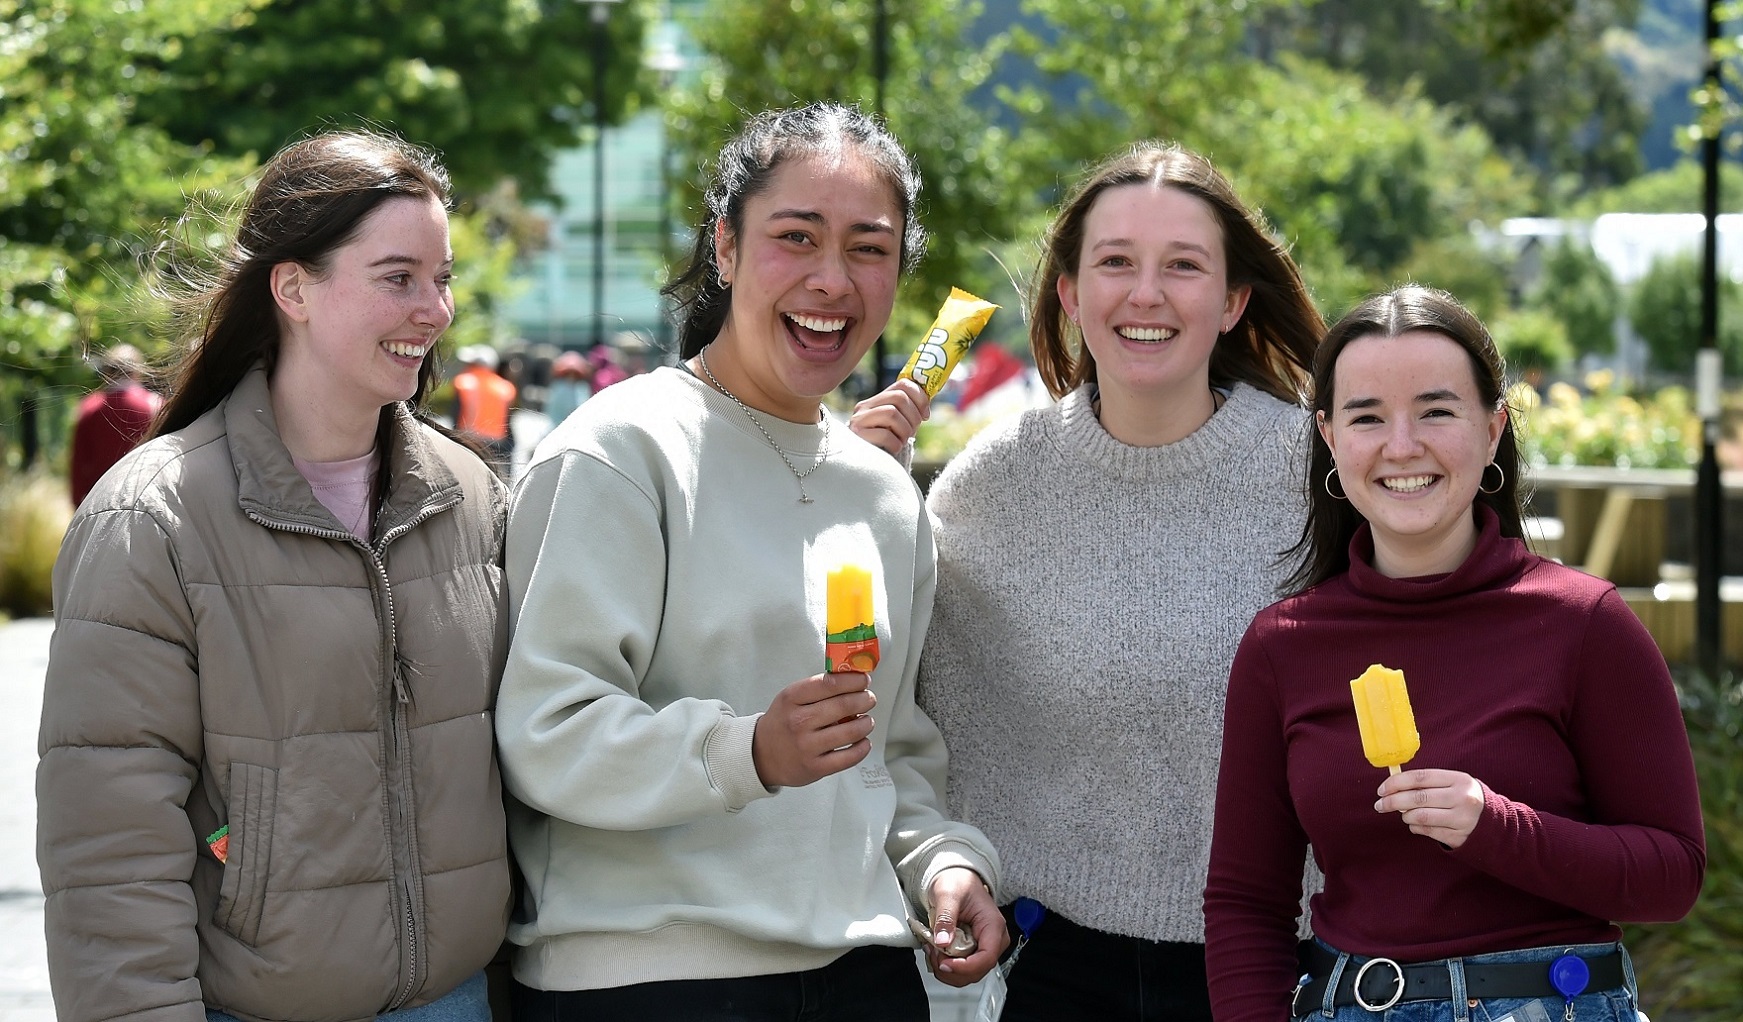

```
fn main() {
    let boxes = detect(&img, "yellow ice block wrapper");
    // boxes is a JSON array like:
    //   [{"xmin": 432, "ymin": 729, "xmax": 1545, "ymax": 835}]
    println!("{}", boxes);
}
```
[
  {"xmin": 898, "ymin": 287, "xmax": 999, "ymax": 397},
  {"xmin": 1349, "ymin": 664, "xmax": 1419, "ymax": 774},
  {"xmin": 825, "ymin": 565, "xmax": 879, "ymax": 673}
]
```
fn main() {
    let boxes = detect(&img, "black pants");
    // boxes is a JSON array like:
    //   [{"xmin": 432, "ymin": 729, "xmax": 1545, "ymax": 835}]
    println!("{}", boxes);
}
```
[
  {"xmin": 509, "ymin": 944, "xmax": 928, "ymax": 1022},
  {"xmin": 1001, "ymin": 903, "xmax": 1212, "ymax": 1022}
]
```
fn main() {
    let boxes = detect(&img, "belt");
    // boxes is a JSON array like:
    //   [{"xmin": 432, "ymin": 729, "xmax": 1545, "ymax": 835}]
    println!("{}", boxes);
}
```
[{"xmin": 1292, "ymin": 941, "xmax": 1626, "ymax": 1015}]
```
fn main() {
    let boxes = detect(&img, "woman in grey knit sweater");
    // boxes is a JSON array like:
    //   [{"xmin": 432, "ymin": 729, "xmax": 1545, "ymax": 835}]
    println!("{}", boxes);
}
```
[{"xmin": 853, "ymin": 143, "xmax": 1323, "ymax": 1020}]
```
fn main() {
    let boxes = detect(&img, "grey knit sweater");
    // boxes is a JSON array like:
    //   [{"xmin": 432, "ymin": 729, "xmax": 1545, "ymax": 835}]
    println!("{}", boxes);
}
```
[{"xmin": 918, "ymin": 381, "xmax": 1310, "ymax": 943}]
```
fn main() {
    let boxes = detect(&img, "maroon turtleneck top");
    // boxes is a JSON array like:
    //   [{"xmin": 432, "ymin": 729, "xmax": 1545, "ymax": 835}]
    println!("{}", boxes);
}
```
[{"xmin": 1204, "ymin": 508, "xmax": 1705, "ymax": 1022}]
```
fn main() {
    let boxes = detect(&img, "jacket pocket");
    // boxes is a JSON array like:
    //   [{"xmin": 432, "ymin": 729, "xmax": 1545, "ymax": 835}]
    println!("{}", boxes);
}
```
[{"xmin": 215, "ymin": 761, "xmax": 277, "ymax": 946}]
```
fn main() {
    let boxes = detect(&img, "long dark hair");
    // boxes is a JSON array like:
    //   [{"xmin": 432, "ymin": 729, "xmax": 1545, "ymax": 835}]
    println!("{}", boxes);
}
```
[
  {"xmin": 151, "ymin": 129, "xmax": 453, "ymax": 438},
  {"xmin": 1285, "ymin": 284, "xmax": 1526, "ymax": 594},
  {"xmin": 1030, "ymin": 141, "xmax": 1323, "ymax": 402},
  {"xmin": 661, "ymin": 102, "xmax": 925, "ymax": 360}
]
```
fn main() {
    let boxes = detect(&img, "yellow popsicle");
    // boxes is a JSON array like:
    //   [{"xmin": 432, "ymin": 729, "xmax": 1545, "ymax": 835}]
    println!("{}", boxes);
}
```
[
  {"xmin": 825, "ymin": 565, "xmax": 879, "ymax": 673},
  {"xmin": 826, "ymin": 566, "xmax": 872, "ymax": 634},
  {"xmin": 1349, "ymin": 664, "xmax": 1419, "ymax": 775}
]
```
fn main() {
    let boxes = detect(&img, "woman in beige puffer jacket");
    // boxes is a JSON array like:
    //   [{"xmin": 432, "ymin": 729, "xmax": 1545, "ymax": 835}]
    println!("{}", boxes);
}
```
[{"xmin": 37, "ymin": 130, "xmax": 511, "ymax": 1022}]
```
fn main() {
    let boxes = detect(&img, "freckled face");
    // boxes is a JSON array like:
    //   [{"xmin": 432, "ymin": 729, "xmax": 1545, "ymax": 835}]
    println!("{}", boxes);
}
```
[
  {"xmin": 282, "ymin": 195, "xmax": 455, "ymax": 414},
  {"xmin": 1318, "ymin": 330, "xmax": 1507, "ymax": 576},
  {"xmin": 712, "ymin": 153, "xmax": 903, "ymax": 421},
  {"xmin": 1057, "ymin": 184, "xmax": 1249, "ymax": 405}
]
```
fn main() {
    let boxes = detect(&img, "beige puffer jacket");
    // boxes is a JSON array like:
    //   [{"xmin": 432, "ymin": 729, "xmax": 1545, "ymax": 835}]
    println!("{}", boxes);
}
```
[{"xmin": 38, "ymin": 368, "xmax": 512, "ymax": 1022}]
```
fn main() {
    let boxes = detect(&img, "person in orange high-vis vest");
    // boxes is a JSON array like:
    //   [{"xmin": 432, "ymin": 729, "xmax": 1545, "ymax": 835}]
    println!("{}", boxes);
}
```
[{"xmin": 452, "ymin": 345, "xmax": 516, "ymax": 476}]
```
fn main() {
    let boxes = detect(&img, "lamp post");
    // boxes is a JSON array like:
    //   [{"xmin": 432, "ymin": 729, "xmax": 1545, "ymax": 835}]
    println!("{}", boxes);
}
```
[
  {"xmin": 647, "ymin": 32, "xmax": 685, "ymax": 357},
  {"xmin": 583, "ymin": 0, "xmax": 621, "ymax": 351},
  {"xmin": 1696, "ymin": 0, "xmax": 1724, "ymax": 678}
]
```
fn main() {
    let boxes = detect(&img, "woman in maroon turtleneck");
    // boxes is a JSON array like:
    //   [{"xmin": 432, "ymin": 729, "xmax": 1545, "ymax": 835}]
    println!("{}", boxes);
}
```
[{"xmin": 1204, "ymin": 285, "xmax": 1704, "ymax": 1022}]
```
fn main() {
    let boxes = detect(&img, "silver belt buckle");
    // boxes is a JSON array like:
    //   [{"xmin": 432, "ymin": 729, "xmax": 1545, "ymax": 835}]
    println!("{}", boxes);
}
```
[{"xmin": 1353, "ymin": 957, "xmax": 1406, "ymax": 1012}]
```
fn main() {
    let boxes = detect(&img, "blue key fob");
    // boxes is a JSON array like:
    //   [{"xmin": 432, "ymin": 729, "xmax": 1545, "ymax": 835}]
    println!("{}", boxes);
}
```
[
  {"xmin": 1012, "ymin": 897, "xmax": 1046, "ymax": 940},
  {"xmin": 1549, "ymin": 954, "xmax": 1589, "ymax": 1000}
]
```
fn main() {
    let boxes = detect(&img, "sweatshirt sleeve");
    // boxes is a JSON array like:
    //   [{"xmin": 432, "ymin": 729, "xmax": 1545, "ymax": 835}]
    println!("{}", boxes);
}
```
[
  {"xmin": 1450, "ymin": 588, "xmax": 1706, "ymax": 922},
  {"xmin": 37, "ymin": 507, "xmax": 206, "ymax": 1022},
  {"xmin": 496, "ymin": 451, "xmax": 775, "ymax": 831},
  {"xmin": 1204, "ymin": 620, "xmax": 1308, "ymax": 1022},
  {"xmin": 883, "ymin": 510, "xmax": 1001, "ymax": 913}
]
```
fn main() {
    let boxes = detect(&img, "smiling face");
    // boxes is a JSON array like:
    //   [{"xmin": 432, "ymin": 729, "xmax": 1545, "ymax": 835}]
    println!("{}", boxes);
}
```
[
  {"xmin": 274, "ymin": 194, "xmax": 455, "ymax": 415},
  {"xmin": 1317, "ymin": 330, "xmax": 1507, "ymax": 578},
  {"xmin": 710, "ymin": 152, "xmax": 903, "ymax": 421},
  {"xmin": 1056, "ymin": 183, "xmax": 1249, "ymax": 414}
]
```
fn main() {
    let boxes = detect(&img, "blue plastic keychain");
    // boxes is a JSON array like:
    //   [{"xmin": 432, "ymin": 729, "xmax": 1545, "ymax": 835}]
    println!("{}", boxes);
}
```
[
  {"xmin": 1548, "ymin": 953, "xmax": 1590, "ymax": 1022},
  {"xmin": 974, "ymin": 898, "xmax": 1047, "ymax": 1022}
]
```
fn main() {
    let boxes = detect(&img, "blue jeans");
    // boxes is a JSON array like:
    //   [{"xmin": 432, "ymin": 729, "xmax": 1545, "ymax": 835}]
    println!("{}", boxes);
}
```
[
  {"xmin": 1293, "ymin": 940, "xmax": 1639, "ymax": 1022},
  {"xmin": 206, "ymin": 969, "xmax": 490, "ymax": 1022}
]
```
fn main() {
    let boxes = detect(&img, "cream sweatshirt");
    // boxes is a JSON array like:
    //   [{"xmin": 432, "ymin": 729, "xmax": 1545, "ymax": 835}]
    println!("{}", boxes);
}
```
[{"xmin": 498, "ymin": 366, "xmax": 999, "ymax": 991}]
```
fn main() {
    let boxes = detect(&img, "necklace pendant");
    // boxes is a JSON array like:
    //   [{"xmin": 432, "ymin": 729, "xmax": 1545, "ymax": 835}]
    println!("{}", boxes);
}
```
[{"xmin": 799, "ymin": 494, "xmax": 815, "ymax": 505}]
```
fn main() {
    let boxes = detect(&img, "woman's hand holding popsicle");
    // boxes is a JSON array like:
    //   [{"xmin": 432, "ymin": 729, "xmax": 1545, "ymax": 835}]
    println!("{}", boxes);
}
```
[
  {"xmin": 1375, "ymin": 768, "xmax": 1486, "ymax": 848},
  {"xmin": 751, "ymin": 672, "xmax": 877, "ymax": 787},
  {"xmin": 848, "ymin": 378, "xmax": 931, "ymax": 457}
]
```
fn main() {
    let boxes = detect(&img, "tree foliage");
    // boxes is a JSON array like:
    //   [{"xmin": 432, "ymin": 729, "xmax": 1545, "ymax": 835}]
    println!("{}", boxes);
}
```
[
  {"xmin": 1629, "ymin": 252, "xmax": 1743, "ymax": 373},
  {"xmin": 998, "ymin": 2, "xmax": 1535, "ymax": 316},
  {"xmin": 1529, "ymin": 238, "xmax": 1621, "ymax": 356},
  {"xmin": 1254, "ymin": 0, "xmax": 1647, "ymax": 197},
  {"xmin": 134, "ymin": 0, "xmax": 649, "ymax": 200}
]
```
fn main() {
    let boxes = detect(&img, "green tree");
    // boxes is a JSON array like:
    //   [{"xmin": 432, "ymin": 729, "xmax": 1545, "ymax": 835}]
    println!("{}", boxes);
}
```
[
  {"xmin": 668, "ymin": 0, "xmax": 1022, "ymax": 336},
  {"xmin": 135, "ymin": 0, "xmax": 649, "ymax": 200},
  {"xmin": 1253, "ymin": 0, "xmax": 1647, "ymax": 197},
  {"xmin": 1528, "ymin": 238, "xmax": 1620, "ymax": 356},
  {"xmin": 1629, "ymin": 252, "xmax": 1743, "ymax": 374},
  {"xmin": 999, "ymin": 3, "xmax": 1536, "ymax": 315},
  {"xmin": 0, "ymin": 0, "xmax": 258, "ymax": 468},
  {"xmin": 1491, "ymin": 307, "xmax": 1575, "ymax": 376}
]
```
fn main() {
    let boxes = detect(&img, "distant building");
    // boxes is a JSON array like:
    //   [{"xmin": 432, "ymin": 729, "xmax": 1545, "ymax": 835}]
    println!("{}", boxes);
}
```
[{"xmin": 503, "ymin": 3, "xmax": 704, "ymax": 358}]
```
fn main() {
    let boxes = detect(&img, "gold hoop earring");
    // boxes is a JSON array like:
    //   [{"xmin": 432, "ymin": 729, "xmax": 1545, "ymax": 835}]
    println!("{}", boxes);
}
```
[
  {"xmin": 1478, "ymin": 462, "xmax": 1505, "ymax": 495},
  {"xmin": 1324, "ymin": 467, "xmax": 1348, "ymax": 501}
]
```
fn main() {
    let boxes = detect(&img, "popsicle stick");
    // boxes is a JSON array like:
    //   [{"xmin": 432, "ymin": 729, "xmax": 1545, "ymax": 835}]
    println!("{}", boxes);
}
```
[{"xmin": 1388, "ymin": 765, "xmax": 1401, "ymax": 776}]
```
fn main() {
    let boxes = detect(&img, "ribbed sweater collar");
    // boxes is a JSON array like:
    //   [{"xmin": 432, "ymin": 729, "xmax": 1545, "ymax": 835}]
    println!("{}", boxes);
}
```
[
  {"xmin": 1051, "ymin": 381, "xmax": 1276, "ymax": 482},
  {"xmin": 1343, "ymin": 505, "xmax": 1530, "ymax": 604}
]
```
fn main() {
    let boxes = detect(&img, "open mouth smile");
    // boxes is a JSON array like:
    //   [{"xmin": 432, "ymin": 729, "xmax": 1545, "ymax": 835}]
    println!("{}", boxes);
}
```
[{"xmin": 785, "ymin": 312, "xmax": 849, "ymax": 352}]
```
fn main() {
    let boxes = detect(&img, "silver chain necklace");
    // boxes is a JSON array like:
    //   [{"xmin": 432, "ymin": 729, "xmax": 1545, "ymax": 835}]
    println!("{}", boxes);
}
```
[{"xmin": 697, "ymin": 347, "xmax": 829, "ymax": 504}]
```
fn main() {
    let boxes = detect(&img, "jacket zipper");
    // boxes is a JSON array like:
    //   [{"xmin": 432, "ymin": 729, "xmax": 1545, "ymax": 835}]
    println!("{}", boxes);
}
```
[{"xmin": 245, "ymin": 491, "xmax": 461, "ymax": 1009}]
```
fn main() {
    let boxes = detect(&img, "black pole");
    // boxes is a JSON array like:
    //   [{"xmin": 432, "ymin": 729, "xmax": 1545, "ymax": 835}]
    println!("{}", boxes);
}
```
[
  {"xmin": 1696, "ymin": 0, "xmax": 1724, "ymax": 677},
  {"xmin": 871, "ymin": 0, "xmax": 892, "ymax": 391},
  {"xmin": 592, "ymin": 2, "xmax": 610, "ymax": 351}
]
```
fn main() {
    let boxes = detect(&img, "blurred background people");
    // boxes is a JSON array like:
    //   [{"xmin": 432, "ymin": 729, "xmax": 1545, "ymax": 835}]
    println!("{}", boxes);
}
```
[
  {"xmin": 543, "ymin": 350, "xmax": 594, "ymax": 427},
  {"xmin": 451, "ymin": 343, "xmax": 517, "ymax": 476},
  {"xmin": 69, "ymin": 343, "xmax": 162, "ymax": 506}
]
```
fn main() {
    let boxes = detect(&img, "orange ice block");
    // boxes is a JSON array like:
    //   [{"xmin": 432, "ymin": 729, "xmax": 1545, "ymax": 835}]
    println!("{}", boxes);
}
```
[
  {"xmin": 825, "ymin": 565, "xmax": 880, "ymax": 673},
  {"xmin": 1350, "ymin": 664, "xmax": 1419, "ymax": 775}
]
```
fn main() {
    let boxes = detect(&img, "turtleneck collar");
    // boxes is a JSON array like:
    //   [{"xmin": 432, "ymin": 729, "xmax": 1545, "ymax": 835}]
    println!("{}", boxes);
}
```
[{"xmin": 1344, "ymin": 504, "xmax": 1532, "ymax": 604}]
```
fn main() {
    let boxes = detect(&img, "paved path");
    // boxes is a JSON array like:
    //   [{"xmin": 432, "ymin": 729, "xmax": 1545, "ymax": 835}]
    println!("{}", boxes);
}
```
[
  {"xmin": 0, "ymin": 617, "xmax": 977, "ymax": 1020},
  {"xmin": 0, "ymin": 618, "xmax": 54, "ymax": 1021}
]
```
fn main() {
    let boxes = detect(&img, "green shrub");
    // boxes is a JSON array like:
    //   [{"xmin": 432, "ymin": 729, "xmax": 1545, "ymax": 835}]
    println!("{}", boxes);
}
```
[
  {"xmin": 1626, "ymin": 667, "xmax": 1743, "ymax": 1020},
  {"xmin": 1492, "ymin": 308, "xmax": 1575, "ymax": 375},
  {"xmin": 0, "ymin": 472, "xmax": 71, "ymax": 619}
]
